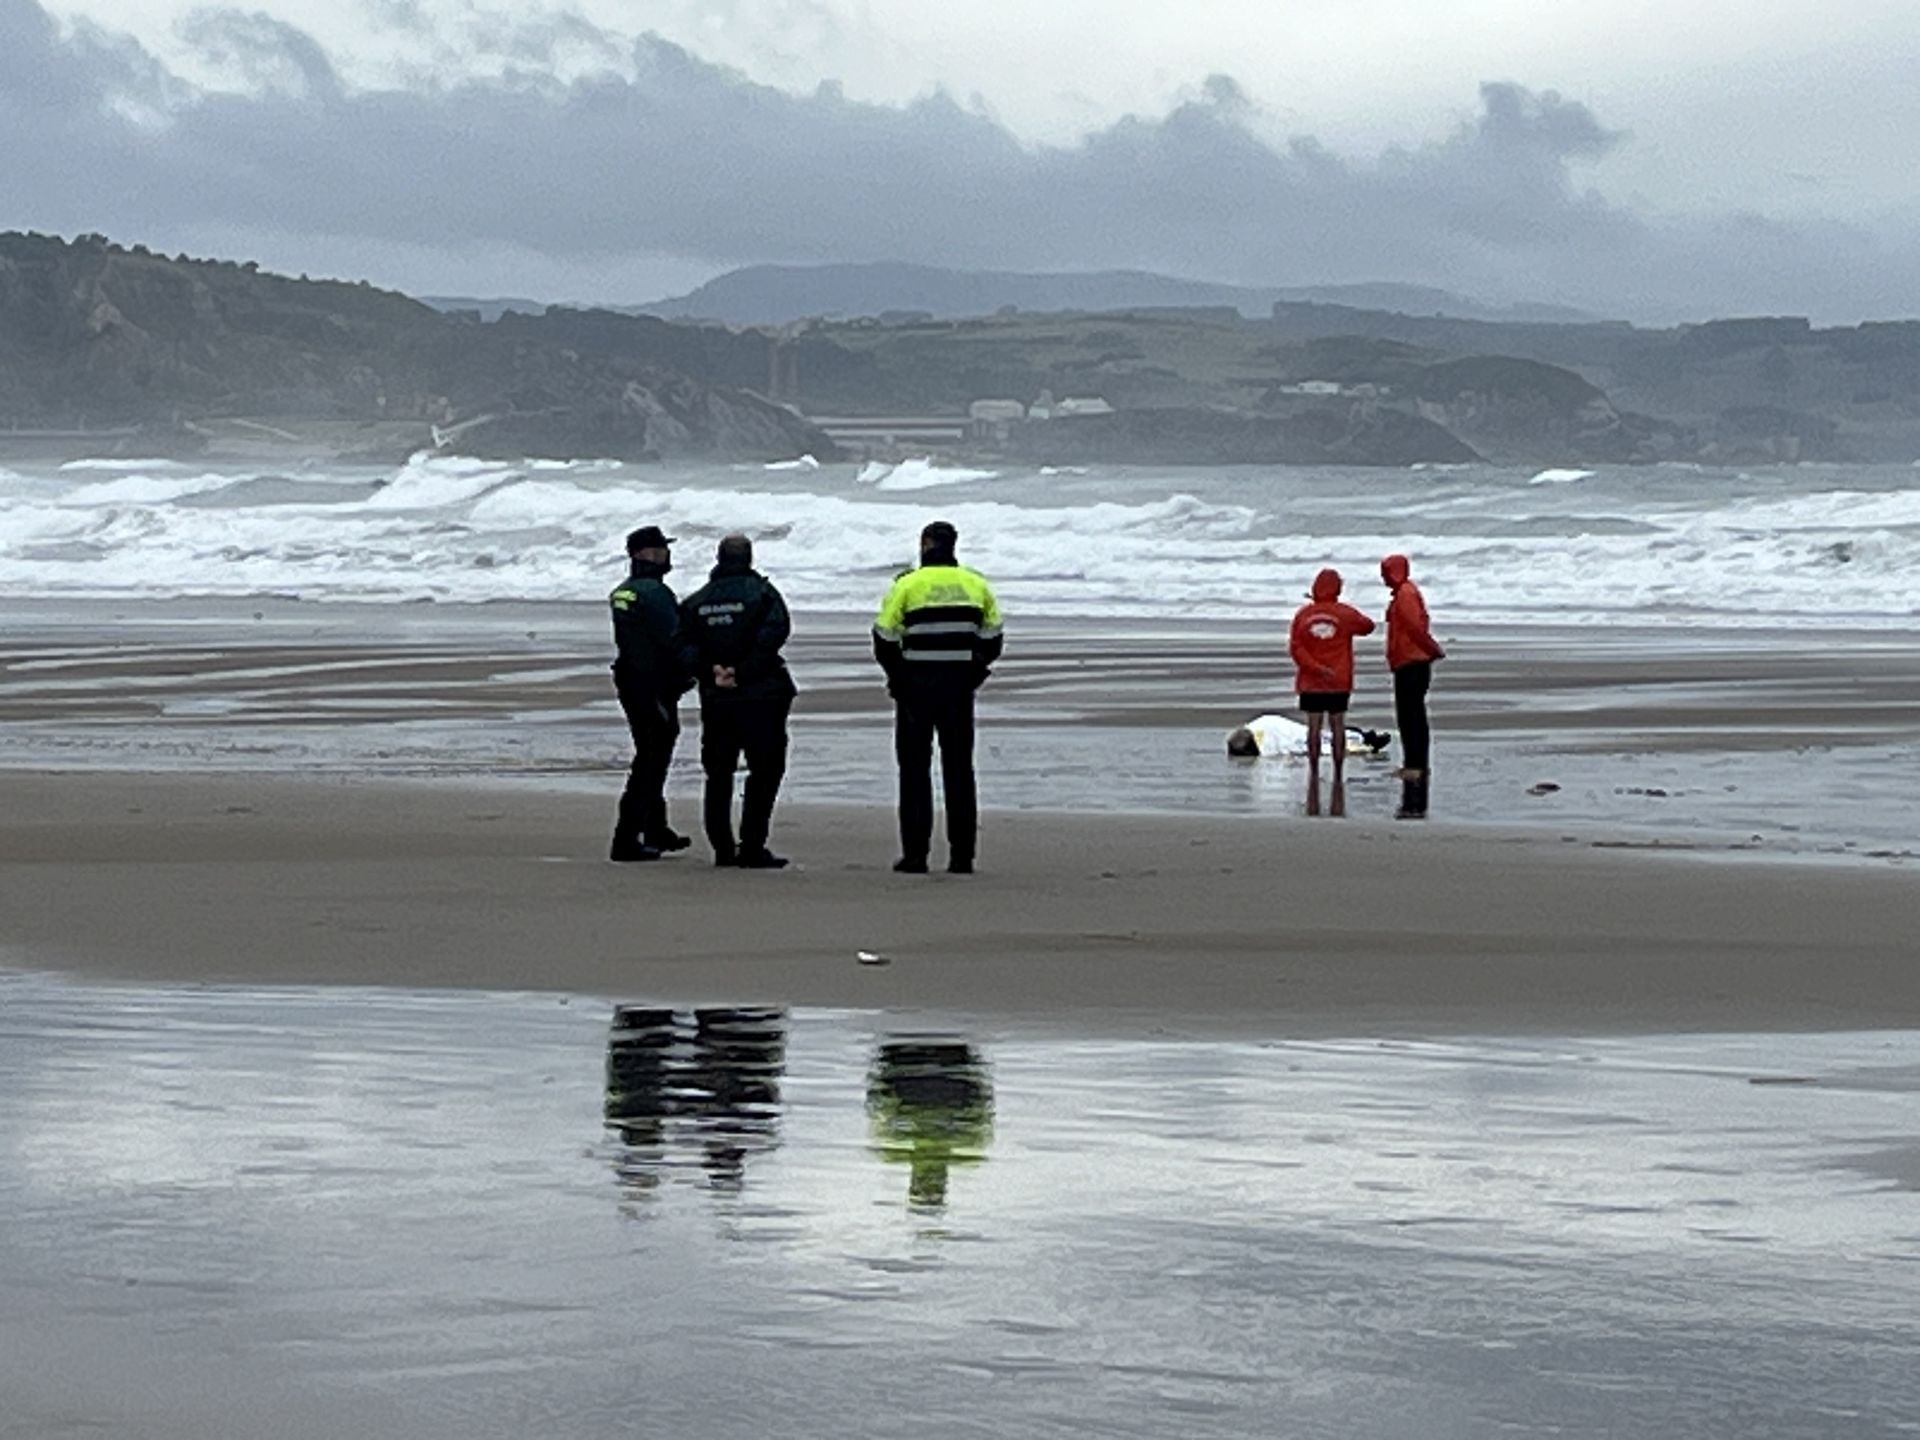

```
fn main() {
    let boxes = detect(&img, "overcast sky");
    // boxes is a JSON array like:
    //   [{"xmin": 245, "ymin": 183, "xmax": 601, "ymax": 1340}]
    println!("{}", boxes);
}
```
[{"xmin": 9, "ymin": 0, "xmax": 1920, "ymax": 321}]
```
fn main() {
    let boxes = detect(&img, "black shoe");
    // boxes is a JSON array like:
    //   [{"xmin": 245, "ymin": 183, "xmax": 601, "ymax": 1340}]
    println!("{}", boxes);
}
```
[
  {"xmin": 736, "ymin": 848, "xmax": 789, "ymax": 870},
  {"xmin": 610, "ymin": 839, "xmax": 663, "ymax": 862},
  {"xmin": 947, "ymin": 858, "xmax": 974, "ymax": 875},
  {"xmin": 649, "ymin": 830, "xmax": 693, "ymax": 853},
  {"xmin": 713, "ymin": 847, "xmax": 738, "ymax": 868},
  {"xmin": 893, "ymin": 857, "xmax": 929, "ymax": 874}
]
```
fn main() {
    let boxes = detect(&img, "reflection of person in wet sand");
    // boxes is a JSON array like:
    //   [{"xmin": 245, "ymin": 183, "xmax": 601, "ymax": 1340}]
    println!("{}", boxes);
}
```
[
  {"xmin": 604, "ymin": 1005, "xmax": 787, "ymax": 1198},
  {"xmin": 866, "ymin": 1037, "xmax": 993, "ymax": 1212},
  {"xmin": 683, "ymin": 1007, "xmax": 786, "ymax": 1192}
]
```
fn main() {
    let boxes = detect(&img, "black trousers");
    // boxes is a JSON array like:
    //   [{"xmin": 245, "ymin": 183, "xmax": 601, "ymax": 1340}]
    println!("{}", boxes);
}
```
[
  {"xmin": 1393, "ymin": 661, "xmax": 1433, "ymax": 773},
  {"xmin": 699, "ymin": 694, "xmax": 792, "ymax": 854},
  {"xmin": 894, "ymin": 688, "xmax": 977, "ymax": 864},
  {"xmin": 616, "ymin": 683, "xmax": 679, "ymax": 845}
]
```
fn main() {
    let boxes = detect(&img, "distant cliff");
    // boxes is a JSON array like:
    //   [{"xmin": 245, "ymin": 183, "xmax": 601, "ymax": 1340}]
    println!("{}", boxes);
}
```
[
  {"xmin": 0, "ymin": 233, "xmax": 835, "ymax": 463},
  {"xmin": 634, "ymin": 262, "xmax": 1598, "ymax": 328}
]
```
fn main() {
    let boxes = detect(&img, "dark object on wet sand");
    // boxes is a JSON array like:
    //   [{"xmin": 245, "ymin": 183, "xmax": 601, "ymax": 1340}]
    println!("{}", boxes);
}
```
[{"xmin": 1528, "ymin": 782, "xmax": 1562, "ymax": 796}]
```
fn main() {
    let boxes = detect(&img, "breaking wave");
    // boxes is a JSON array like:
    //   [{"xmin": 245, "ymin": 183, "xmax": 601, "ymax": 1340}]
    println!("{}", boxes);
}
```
[{"xmin": 3, "ymin": 452, "xmax": 1919, "ymax": 625}]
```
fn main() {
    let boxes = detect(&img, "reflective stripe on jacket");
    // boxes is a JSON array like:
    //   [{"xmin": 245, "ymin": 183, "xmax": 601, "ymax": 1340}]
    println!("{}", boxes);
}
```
[
  {"xmin": 872, "ymin": 564, "xmax": 1004, "ymax": 685},
  {"xmin": 609, "ymin": 562, "xmax": 686, "ymax": 698}
]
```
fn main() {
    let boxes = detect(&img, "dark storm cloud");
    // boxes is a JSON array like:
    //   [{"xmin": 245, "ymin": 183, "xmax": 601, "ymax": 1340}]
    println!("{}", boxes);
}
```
[{"xmin": 1, "ymin": 0, "xmax": 1912, "ymax": 320}]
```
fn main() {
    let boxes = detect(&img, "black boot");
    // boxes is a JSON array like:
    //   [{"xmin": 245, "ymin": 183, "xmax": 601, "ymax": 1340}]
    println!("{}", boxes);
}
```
[{"xmin": 1395, "ymin": 774, "xmax": 1429, "ymax": 820}]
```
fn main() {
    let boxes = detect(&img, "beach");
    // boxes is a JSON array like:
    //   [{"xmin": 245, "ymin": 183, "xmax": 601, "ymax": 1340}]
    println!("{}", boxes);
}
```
[
  {"xmin": 3, "ymin": 585, "xmax": 1918, "ymax": 1029},
  {"xmin": 4, "ymin": 765, "xmax": 1917, "ymax": 1036},
  {"xmin": 7, "ymin": 455, "xmax": 1920, "ymax": 1440}
]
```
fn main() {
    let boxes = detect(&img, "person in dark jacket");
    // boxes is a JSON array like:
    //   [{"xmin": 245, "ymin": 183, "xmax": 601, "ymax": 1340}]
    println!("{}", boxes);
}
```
[
  {"xmin": 872, "ymin": 520, "xmax": 1004, "ymax": 875},
  {"xmin": 1380, "ymin": 552, "xmax": 1447, "ymax": 819},
  {"xmin": 608, "ymin": 525, "xmax": 692, "ymax": 862},
  {"xmin": 678, "ymin": 534, "xmax": 798, "ymax": 869}
]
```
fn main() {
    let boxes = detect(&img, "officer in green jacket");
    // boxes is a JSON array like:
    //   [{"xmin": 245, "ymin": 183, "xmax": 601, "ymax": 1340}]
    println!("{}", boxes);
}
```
[
  {"xmin": 678, "ymin": 534, "xmax": 798, "ymax": 869},
  {"xmin": 872, "ymin": 520, "xmax": 1004, "ymax": 874},
  {"xmin": 608, "ymin": 525, "xmax": 692, "ymax": 862}
]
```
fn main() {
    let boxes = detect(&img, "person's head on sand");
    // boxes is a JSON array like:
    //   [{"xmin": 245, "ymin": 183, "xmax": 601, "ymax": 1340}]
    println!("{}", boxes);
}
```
[
  {"xmin": 626, "ymin": 524, "xmax": 673, "ymax": 569},
  {"xmin": 1380, "ymin": 553, "xmax": 1411, "ymax": 589},
  {"xmin": 715, "ymin": 533, "xmax": 753, "ymax": 571},
  {"xmin": 920, "ymin": 520, "xmax": 959, "ymax": 566},
  {"xmin": 1226, "ymin": 726, "xmax": 1259, "ymax": 758}
]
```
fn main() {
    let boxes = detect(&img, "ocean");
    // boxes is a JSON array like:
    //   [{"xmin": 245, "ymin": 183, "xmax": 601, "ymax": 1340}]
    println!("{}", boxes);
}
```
[
  {"xmin": 4, "ymin": 450, "xmax": 1919, "ymax": 851},
  {"xmin": 4, "ymin": 452, "xmax": 1918, "ymax": 626}
]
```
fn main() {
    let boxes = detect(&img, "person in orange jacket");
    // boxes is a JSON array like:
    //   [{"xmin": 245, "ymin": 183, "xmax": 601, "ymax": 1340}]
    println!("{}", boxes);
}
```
[
  {"xmin": 1288, "ymin": 568, "xmax": 1375, "ymax": 817},
  {"xmin": 1380, "ymin": 553, "xmax": 1447, "ymax": 818}
]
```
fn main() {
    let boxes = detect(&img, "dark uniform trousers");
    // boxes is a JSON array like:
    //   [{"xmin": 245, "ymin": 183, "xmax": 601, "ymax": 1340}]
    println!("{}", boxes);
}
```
[
  {"xmin": 699, "ymin": 692, "xmax": 792, "ymax": 854},
  {"xmin": 1392, "ymin": 660, "xmax": 1433, "ymax": 816},
  {"xmin": 1392, "ymin": 661, "xmax": 1433, "ymax": 772},
  {"xmin": 893, "ymin": 686, "xmax": 978, "ymax": 866},
  {"xmin": 616, "ymin": 682, "xmax": 679, "ymax": 846}
]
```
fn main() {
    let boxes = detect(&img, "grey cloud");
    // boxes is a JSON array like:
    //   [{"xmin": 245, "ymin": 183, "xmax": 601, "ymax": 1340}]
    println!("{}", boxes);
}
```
[
  {"xmin": 176, "ymin": 9, "xmax": 341, "ymax": 97},
  {"xmin": 1, "ymin": 0, "xmax": 1915, "ymax": 321}
]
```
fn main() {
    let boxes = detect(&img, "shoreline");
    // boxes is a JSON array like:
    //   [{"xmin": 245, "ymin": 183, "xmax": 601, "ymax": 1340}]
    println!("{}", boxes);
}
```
[
  {"xmin": 4, "ymin": 769, "xmax": 1916, "ymax": 1040},
  {"xmin": 5, "ymin": 603, "xmax": 1920, "ymax": 852}
]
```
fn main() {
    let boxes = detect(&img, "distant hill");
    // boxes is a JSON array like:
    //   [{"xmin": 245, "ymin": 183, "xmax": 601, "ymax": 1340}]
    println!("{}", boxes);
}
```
[
  {"xmin": 0, "ymin": 233, "xmax": 834, "ymax": 463},
  {"xmin": 627, "ymin": 263, "xmax": 1600, "ymax": 328},
  {"xmin": 14, "ymin": 233, "xmax": 1920, "ymax": 468}
]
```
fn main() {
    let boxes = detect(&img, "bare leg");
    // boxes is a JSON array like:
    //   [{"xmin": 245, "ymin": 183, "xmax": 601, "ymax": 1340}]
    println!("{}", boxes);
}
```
[
  {"xmin": 1329, "ymin": 710, "xmax": 1348, "ymax": 817},
  {"xmin": 1304, "ymin": 712, "xmax": 1323, "ymax": 816}
]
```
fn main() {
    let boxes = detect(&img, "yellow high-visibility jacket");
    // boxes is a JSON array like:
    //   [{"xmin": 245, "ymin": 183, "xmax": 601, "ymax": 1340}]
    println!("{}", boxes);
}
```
[{"xmin": 872, "ymin": 563, "xmax": 1004, "ymax": 690}]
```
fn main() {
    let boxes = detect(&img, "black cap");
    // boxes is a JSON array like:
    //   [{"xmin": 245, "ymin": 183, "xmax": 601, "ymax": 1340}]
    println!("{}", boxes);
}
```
[{"xmin": 626, "ymin": 524, "xmax": 674, "ymax": 554}]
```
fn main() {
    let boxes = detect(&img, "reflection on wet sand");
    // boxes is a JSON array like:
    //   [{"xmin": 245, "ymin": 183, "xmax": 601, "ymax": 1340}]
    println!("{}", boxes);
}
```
[
  {"xmin": 604, "ymin": 1005, "xmax": 787, "ymax": 1198},
  {"xmin": 7, "ymin": 974, "xmax": 1920, "ymax": 1439},
  {"xmin": 866, "ymin": 1036, "xmax": 993, "ymax": 1212}
]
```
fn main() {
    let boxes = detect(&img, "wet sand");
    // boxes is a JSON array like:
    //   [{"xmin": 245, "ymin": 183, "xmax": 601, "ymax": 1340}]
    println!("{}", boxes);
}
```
[
  {"xmin": 6, "ymin": 602, "xmax": 1920, "ymax": 859},
  {"xmin": 5, "ymin": 976, "xmax": 1918, "ymax": 1440},
  {"xmin": 3, "ymin": 770, "xmax": 1916, "ymax": 1036}
]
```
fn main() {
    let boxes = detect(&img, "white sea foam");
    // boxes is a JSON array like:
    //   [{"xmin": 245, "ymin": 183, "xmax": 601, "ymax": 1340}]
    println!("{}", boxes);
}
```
[
  {"xmin": 856, "ymin": 458, "xmax": 1001, "ymax": 491},
  {"xmin": 57, "ymin": 457, "xmax": 188, "ymax": 473},
  {"xmin": 1529, "ymin": 468, "xmax": 1595, "ymax": 485},
  {"xmin": 58, "ymin": 472, "xmax": 235, "ymax": 506},
  {"xmin": 764, "ymin": 454, "xmax": 822, "ymax": 472},
  {"xmin": 5, "ymin": 457, "xmax": 1920, "ymax": 625},
  {"xmin": 358, "ymin": 452, "xmax": 520, "ymax": 510}
]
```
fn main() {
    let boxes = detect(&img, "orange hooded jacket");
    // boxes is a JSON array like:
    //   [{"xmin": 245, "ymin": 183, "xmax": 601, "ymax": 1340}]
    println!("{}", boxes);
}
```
[
  {"xmin": 1381, "ymin": 554, "xmax": 1444, "ymax": 671},
  {"xmin": 1289, "ymin": 568, "xmax": 1375, "ymax": 694}
]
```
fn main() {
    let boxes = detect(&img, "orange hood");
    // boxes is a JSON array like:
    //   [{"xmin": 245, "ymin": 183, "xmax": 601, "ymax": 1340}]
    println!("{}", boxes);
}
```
[
  {"xmin": 1310, "ymin": 567, "xmax": 1343, "ymax": 601},
  {"xmin": 1380, "ymin": 553, "xmax": 1411, "ymax": 588}
]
